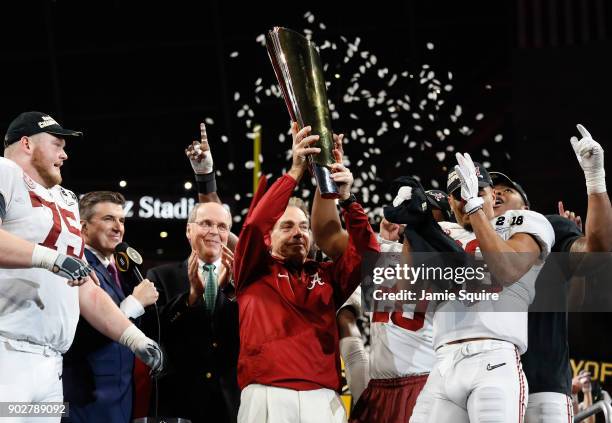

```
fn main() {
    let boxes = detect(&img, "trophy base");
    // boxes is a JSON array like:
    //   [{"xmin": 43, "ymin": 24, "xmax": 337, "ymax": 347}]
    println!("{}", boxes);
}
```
[{"xmin": 313, "ymin": 163, "xmax": 341, "ymax": 200}]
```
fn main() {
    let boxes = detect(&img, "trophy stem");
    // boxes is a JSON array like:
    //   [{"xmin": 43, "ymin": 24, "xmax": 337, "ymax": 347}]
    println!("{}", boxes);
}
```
[{"xmin": 312, "ymin": 163, "xmax": 341, "ymax": 199}]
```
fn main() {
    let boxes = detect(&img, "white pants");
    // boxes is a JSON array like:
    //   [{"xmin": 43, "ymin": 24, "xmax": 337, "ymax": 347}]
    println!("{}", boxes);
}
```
[
  {"xmin": 238, "ymin": 384, "xmax": 347, "ymax": 423},
  {"xmin": 410, "ymin": 340, "xmax": 528, "ymax": 423},
  {"xmin": 0, "ymin": 339, "xmax": 63, "ymax": 423},
  {"xmin": 525, "ymin": 392, "xmax": 573, "ymax": 423}
]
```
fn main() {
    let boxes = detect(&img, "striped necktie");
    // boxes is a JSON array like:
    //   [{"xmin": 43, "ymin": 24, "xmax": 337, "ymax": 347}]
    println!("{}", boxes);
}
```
[{"xmin": 202, "ymin": 263, "xmax": 217, "ymax": 312}]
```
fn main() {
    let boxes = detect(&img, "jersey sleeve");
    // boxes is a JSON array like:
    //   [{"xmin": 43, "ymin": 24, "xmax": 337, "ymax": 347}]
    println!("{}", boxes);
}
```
[
  {"xmin": 545, "ymin": 214, "xmax": 583, "ymax": 253},
  {"xmin": 0, "ymin": 158, "xmax": 19, "ymax": 221},
  {"xmin": 505, "ymin": 210, "xmax": 555, "ymax": 259},
  {"xmin": 337, "ymin": 285, "xmax": 362, "ymax": 316}
]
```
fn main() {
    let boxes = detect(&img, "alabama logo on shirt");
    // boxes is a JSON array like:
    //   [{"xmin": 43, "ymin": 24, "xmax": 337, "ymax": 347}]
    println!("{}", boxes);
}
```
[{"xmin": 307, "ymin": 272, "xmax": 325, "ymax": 290}]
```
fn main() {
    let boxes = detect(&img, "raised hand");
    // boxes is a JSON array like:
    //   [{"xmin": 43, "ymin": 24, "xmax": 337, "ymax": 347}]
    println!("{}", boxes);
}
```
[
  {"xmin": 187, "ymin": 251, "xmax": 204, "ymax": 306},
  {"xmin": 289, "ymin": 122, "xmax": 321, "ymax": 180},
  {"xmin": 332, "ymin": 133, "xmax": 345, "ymax": 163},
  {"xmin": 218, "ymin": 244, "xmax": 234, "ymax": 289},
  {"xmin": 454, "ymin": 153, "xmax": 484, "ymax": 214},
  {"xmin": 558, "ymin": 201, "xmax": 583, "ymax": 232},
  {"xmin": 570, "ymin": 124, "xmax": 606, "ymax": 194},
  {"xmin": 330, "ymin": 161, "xmax": 354, "ymax": 201},
  {"xmin": 185, "ymin": 123, "xmax": 214, "ymax": 175}
]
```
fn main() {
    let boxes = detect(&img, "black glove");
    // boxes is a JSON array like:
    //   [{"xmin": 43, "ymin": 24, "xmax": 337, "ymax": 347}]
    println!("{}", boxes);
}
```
[{"xmin": 383, "ymin": 176, "xmax": 432, "ymax": 226}]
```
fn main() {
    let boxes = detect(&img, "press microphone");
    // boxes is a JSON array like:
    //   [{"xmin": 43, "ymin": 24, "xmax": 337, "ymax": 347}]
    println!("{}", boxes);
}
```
[
  {"xmin": 114, "ymin": 242, "xmax": 164, "ymax": 415},
  {"xmin": 114, "ymin": 242, "xmax": 145, "ymax": 282}
]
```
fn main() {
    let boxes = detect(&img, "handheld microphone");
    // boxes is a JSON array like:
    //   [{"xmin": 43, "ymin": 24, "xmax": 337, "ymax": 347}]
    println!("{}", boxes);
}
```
[
  {"xmin": 114, "ymin": 242, "xmax": 163, "ymax": 417},
  {"xmin": 114, "ymin": 242, "xmax": 144, "ymax": 281}
]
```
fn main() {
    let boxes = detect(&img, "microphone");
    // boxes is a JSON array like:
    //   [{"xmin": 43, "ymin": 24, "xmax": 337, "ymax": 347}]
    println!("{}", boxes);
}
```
[{"xmin": 114, "ymin": 242, "xmax": 145, "ymax": 282}]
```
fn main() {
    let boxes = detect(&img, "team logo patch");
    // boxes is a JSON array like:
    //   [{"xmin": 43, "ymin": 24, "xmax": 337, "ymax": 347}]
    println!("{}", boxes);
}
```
[
  {"xmin": 23, "ymin": 173, "xmax": 36, "ymax": 191},
  {"xmin": 431, "ymin": 192, "xmax": 445, "ymax": 202},
  {"xmin": 59, "ymin": 188, "xmax": 76, "ymax": 206}
]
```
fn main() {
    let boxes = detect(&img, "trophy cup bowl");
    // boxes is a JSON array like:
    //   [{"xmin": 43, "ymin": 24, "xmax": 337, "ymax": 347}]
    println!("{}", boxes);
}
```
[{"xmin": 266, "ymin": 27, "xmax": 340, "ymax": 199}]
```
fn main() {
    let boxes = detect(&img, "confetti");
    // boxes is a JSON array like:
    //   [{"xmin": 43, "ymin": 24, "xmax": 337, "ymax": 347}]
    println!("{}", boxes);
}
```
[{"xmin": 223, "ymin": 21, "xmax": 510, "ymax": 223}]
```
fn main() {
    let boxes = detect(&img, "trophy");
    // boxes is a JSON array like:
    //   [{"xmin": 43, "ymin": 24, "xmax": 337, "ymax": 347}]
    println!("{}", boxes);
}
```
[{"xmin": 266, "ymin": 27, "xmax": 340, "ymax": 199}]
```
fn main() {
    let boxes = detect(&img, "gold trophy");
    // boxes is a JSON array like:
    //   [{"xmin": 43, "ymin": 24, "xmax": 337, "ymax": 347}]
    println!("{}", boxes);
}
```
[{"xmin": 266, "ymin": 27, "xmax": 340, "ymax": 199}]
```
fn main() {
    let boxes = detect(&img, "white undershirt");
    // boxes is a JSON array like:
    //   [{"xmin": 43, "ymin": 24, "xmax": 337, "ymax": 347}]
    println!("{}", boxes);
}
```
[{"xmin": 85, "ymin": 245, "xmax": 145, "ymax": 320}]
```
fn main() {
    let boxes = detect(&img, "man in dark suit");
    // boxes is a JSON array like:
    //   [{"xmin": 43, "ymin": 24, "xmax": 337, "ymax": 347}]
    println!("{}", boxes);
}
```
[
  {"xmin": 146, "ymin": 200, "xmax": 240, "ymax": 423},
  {"xmin": 62, "ymin": 191, "xmax": 160, "ymax": 423}
]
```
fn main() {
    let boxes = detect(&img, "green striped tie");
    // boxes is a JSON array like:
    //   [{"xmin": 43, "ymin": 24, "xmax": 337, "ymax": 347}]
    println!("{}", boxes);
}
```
[{"xmin": 202, "ymin": 263, "xmax": 217, "ymax": 312}]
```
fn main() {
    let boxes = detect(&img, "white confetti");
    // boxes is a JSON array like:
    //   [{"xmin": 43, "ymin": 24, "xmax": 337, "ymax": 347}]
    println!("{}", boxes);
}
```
[
  {"xmin": 494, "ymin": 134, "xmax": 503, "ymax": 142},
  {"xmin": 229, "ymin": 51, "xmax": 239, "ymax": 58}
]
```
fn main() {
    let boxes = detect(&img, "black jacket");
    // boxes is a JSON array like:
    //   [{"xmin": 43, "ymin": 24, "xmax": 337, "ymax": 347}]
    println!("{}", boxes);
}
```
[{"xmin": 145, "ymin": 260, "xmax": 240, "ymax": 423}]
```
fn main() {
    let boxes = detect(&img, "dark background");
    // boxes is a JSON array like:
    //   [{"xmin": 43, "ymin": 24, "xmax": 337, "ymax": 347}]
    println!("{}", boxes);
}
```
[{"xmin": 1, "ymin": 0, "xmax": 610, "ymax": 263}]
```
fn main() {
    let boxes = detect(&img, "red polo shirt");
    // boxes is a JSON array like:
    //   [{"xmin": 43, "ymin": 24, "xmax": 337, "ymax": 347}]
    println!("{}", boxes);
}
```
[{"xmin": 234, "ymin": 174, "xmax": 379, "ymax": 391}]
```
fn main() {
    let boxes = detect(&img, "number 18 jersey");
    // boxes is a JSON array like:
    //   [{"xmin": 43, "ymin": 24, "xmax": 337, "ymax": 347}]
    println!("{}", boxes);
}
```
[
  {"xmin": 435, "ymin": 210, "xmax": 555, "ymax": 354},
  {"xmin": 0, "ymin": 157, "xmax": 84, "ymax": 353}
]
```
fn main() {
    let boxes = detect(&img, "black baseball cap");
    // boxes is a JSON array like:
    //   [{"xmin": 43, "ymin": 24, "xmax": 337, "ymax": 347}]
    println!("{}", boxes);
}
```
[
  {"xmin": 4, "ymin": 111, "xmax": 83, "ymax": 148},
  {"xmin": 447, "ymin": 162, "xmax": 493, "ymax": 198},
  {"xmin": 490, "ymin": 171, "xmax": 530, "ymax": 208},
  {"xmin": 425, "ymin": 189, "xmax": 453, "ymax": 220}
]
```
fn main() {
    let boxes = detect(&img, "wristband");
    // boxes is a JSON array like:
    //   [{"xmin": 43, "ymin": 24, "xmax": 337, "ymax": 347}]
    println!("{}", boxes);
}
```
[
  {"xmin": 118, "ymin": 324, "xmax": 146, "ymax": 352},
  {"xmin": 585, "ymin": 172, "xmax": 606, "ymax": 195},
  {"xmin": 31, "ymin": 244, "xmax": 59, "ymax": 271},
  {"xmin": 195, "ymin": 172, "xmax": 217, "ymax": 195},
  {"xmin": 464, "ymin": 197, "xmax": 484, "ymax": 215},
  {"xmin": 339, "ymin": 194, "xmax": 357, "ymax": 209}
]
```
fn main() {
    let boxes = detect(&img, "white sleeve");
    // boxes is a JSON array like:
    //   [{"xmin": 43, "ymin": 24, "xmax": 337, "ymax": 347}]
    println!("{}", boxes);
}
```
[
  {"xmin": 505, "ymin": 210, "xmax": 555, "ymax": 260},
  {"xmin": 0, "ymin": 158, "xmax": 18, "ymax": 220},
  {"xmin": 337, "ymin": 285, "xmax": 362, "ymax": 316},
  {"xmin": 339, "ymin": 336, "xmax": 370, "ymax": 401},
  {"xmin": 120, "ymin": 295, "xmax": 145, "ymax": 319}
]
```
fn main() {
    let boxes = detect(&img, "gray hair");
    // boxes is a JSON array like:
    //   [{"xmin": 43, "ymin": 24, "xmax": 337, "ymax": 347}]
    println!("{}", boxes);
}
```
[{"xmin": 187, "ymin": 202, "xmax": 232, "ymax": 228}]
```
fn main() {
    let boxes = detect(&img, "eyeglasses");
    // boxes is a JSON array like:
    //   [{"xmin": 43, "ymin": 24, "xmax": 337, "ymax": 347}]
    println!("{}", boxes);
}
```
[{"xmin": 192, "ymin": 220, "xmax": 229, "ymax": 234}]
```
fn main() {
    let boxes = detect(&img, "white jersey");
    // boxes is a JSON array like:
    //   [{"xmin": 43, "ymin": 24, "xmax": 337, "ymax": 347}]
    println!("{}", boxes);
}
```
[
  {"xmin": 0, "ymin": 157, "xmax": 83, "ymax": 353},
  {"xmin": 435, "ymin": 210, "xmax": 555, "ymax": 354},
  {"xmin": 368, "ymin": 236, "xmax": 436, "ymax": 378}
]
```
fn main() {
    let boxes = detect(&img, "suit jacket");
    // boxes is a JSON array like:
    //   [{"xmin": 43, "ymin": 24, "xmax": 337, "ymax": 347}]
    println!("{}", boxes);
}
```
[
  {"xmin": 146, "ymin": 261, "xmax": 240, "ymax": 423},
  {"xmin": 62, "ymin": 249, "xmax": 136, "ymax": 423}
]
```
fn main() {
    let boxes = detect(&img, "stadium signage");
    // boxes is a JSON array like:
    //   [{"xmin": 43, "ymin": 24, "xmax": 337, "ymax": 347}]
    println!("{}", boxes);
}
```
[{"xmin": 124, "ymin": 196, "xmax": 197, "ymax": 220}]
